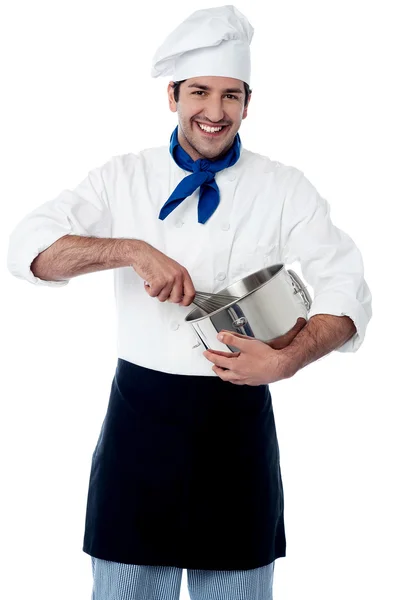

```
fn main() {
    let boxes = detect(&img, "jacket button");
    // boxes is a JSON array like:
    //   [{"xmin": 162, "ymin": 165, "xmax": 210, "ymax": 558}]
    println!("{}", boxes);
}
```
[
  {"xmin": 216, "ymin": 272, "xmax": 226, "ymax": 281},
  {"xmin": 170, "ymin": 321, "xmax": 180, "ymax": 331},
  {"xmin": 227, "ymin": 172, "xmax": 236, "ymax": 181},
  {"xmin": 175, "ymin": 220, "xmax": 184, "ymax": 228},
  {"xmin": 221, "ymin": 223, "xmax": 230, "ymax": 231}
]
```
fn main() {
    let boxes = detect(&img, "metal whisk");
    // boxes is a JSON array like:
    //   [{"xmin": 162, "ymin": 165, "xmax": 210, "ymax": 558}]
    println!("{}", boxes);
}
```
[
  {"xmin": 144, "ymin": 280, "xmax": 239, "ymax": 314},
  {"xmin": 193, "ymin": 290, "xmax": 240, "ymax": 314}
]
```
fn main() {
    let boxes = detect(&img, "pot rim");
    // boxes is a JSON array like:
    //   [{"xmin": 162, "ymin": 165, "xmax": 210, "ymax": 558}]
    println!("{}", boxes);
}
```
[{"xmin": 185, "ymin": 263, "xmax": 285, "ymax": 324}]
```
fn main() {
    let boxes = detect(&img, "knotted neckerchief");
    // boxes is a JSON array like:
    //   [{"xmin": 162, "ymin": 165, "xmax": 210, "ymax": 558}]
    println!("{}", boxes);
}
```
[{"xmin": 158, "ymin": 125, "xmax": 241, "ymax": 224}]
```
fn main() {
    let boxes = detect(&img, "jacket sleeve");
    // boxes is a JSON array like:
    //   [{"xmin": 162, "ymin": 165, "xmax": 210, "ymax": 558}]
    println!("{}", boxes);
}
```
[
  {"xmin": 280, "ymin": 169, "xmax": 372, "ymax": 353},
  {"xmin": 7, "ymin": 161, "xmax": 113, "ymax": 287}
]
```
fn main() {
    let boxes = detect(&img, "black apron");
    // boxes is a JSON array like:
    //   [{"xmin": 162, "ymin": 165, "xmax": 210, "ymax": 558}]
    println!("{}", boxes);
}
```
[{"xmin": 82, "ymin": 358, "xmax": 286, "ymax": 570}]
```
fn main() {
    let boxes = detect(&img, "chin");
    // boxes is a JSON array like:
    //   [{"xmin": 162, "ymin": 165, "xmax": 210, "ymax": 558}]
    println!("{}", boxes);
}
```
[
  {"xmin": 196, "ymin": 137, "xmax": 234, "ymax": 156},
  {"xmin": 197, "ymin": 148, "xmax": 224, "ymax": 161}
]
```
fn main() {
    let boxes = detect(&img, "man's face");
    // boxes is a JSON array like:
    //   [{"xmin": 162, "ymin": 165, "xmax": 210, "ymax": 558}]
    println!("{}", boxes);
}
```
[{"xmin": 167, "ymin": 76, "xmax": 251, "ymax": 161}]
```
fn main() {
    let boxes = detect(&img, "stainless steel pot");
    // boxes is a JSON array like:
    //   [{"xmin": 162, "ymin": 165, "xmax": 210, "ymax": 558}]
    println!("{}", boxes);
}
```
[{"xmin": 185, "ymin": 264, "xmax": 312, "ymax": 352}]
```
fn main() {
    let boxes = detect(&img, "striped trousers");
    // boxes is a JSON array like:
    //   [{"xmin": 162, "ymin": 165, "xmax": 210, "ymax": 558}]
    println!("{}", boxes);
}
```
[{"xmin": 91, "ymin": 556, "xmax": 275, "ymax": 600}]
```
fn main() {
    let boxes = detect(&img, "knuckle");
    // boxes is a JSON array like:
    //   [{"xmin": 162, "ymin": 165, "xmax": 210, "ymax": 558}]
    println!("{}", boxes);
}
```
[
  {"xmin": 149, "ymin": 282, "xmax": 163, "ymax": 296},
  {"xmin": 173, "ymin": 272, "xmax": 182, "ymax": 283}
]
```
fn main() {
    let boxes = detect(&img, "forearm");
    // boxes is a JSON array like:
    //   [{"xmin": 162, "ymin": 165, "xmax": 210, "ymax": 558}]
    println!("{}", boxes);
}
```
[
  {"xmin": 279, "ymin": 314, "xmax": 357, "ymax": 377},
  {"xmin": 31, "ymin": 235, "xmax": 142, "ymax": 281}
]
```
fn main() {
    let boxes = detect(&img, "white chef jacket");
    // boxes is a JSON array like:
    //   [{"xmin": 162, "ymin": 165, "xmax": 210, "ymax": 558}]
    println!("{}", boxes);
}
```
[{"xmin": 7, "ymin": 145, "xmax": 372, "ymax": 375}]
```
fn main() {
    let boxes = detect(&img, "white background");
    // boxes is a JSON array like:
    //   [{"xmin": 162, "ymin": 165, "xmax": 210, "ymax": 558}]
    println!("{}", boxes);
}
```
[{"xmin": 1, "ymin": 1, "xmax": 397, "ymax": 599}]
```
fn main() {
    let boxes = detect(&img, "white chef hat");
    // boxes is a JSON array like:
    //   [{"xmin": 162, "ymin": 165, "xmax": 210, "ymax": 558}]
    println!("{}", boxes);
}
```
[{"xmin": 151, "ymin": 5, "xmax": 254, "ymax": 86}]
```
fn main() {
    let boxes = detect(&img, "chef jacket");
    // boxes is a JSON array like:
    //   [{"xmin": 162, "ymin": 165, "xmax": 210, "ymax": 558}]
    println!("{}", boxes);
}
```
[{"xmin": 7, "ymin": 145, "xmax": 372, "ymax": 375}]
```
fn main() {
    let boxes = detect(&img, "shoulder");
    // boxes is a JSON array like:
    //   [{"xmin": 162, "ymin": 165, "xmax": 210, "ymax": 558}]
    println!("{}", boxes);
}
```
[
  {"xmin": 239, "ymin": 147, "xmax": 304, "ymax": 186},
  {"xmin": 238, "ymin": 148, "xmax": 326, "ymax": 212},
  {"xmin": 94, "ymin": 145, "xmax": 169, "ymax": 180},
  {"xmin": 107, "ymin": 145, "xmax": 170, "ymax": 172}
]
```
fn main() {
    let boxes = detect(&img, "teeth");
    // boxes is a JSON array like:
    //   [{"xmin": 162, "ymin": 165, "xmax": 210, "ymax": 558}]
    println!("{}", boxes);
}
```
[{"xmin": 198, "ymin": 123, "xmax": 224, "ymax": 133}]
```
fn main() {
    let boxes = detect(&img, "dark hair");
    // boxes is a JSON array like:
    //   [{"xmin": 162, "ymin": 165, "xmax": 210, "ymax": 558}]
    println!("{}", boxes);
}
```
[{"xmin": 172, "ymin": 79, "xmax": 252, "ymax": 108}]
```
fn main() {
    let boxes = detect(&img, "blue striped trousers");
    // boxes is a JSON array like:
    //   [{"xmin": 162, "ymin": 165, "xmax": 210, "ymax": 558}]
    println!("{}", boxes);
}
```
[{"xmin": 91, "ymin": 556, "xmax": 275, "ymax": 600}]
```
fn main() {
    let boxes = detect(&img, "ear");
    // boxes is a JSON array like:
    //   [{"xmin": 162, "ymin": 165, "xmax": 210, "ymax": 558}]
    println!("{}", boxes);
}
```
[
  {"xmin": 242, "ymin": 93, "xmax": 252, "ymax": 120},
  {"xmin": 167, "ymin": 81, "xmax": 177, "ymax": 113}
]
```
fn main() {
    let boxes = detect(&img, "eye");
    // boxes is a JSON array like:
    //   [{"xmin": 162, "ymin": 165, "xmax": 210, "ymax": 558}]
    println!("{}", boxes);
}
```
[{"xmin": 191, "ymin": 91, "xmax": 239, "ymax": 100}]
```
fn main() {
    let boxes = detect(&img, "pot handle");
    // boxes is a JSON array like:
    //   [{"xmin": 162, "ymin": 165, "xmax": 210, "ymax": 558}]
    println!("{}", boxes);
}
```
[{"xmin": 287, "ymin": 270, "xmax": 313, "ymax": 311}]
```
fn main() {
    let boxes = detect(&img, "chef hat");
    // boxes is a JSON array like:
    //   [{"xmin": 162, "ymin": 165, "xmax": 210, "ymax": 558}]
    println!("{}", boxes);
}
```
[{"xmin": 151, "ymin": 5, "xmax": 254, "ymax": 86}]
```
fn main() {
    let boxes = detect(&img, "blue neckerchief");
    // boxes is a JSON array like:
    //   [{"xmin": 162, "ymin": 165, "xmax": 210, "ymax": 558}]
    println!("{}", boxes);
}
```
[{"xmin": 158, "ymin": 125, "xmax": 241, "ymax": 224}]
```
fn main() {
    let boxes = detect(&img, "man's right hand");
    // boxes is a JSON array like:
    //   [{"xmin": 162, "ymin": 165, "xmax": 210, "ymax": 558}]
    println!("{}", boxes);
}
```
[{"xmin": 130, "ymin": 241, "xmax": 196, "ymax": 307}]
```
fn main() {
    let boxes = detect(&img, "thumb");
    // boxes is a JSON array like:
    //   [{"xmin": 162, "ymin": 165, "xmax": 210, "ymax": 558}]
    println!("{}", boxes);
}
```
[{"xmin": 217, "ymin": 330, "xmax": 255, "ymax": 350}]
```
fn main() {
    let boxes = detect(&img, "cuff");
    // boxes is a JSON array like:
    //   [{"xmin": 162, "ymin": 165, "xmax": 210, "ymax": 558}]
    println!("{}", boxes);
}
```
[
  {"xmin": 307, "ymin": 291, "xmax": 371, "ymax": 353},
  {"xmin": 7, "ymin": 238, "xmax": 71, "ymax": 287}
]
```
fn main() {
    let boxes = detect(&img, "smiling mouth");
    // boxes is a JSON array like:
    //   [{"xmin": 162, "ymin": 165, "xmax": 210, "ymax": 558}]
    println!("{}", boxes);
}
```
[{"xmin": 194, "ymin": 121, "xmax": 229, "ymax": 137}]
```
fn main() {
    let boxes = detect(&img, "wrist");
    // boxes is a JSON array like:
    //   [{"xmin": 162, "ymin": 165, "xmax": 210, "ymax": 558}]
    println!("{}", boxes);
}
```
[
  {"xmin": 128, "ymin": 239, "xmax": 147, "ymax": 268},
  {"xmin": 276, "ymin": 347, "xmax": 300, "ymax": 380}
]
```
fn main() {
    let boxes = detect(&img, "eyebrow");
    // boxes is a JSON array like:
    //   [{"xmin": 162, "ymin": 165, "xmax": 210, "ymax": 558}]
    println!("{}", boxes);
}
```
[{"xmin": 187, "ymin": 83, "xmax": 244, "ymax": 94}]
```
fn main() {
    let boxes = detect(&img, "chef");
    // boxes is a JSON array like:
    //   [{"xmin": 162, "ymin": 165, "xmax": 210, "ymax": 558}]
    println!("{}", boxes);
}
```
[{"xmin": 7, "ymin": 5, "xmax": 372, "ymax": 600}]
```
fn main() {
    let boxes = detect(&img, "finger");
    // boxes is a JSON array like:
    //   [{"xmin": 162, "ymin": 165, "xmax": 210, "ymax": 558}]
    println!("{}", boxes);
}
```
[
  {"xmin": 203, "ymin": 351, "xmax": 238, "ymax": 369},
  {"xmin": 165, "ymin": 271, "xmax": 185, "ymax": 303},
  {"xmin": 205, "ymin": 349, "xmax": 241, "ymax": 358},
  {"xmin": 157, "ymin": 280, "xmax": 174, "ymax": 302},
  {"xmin": 267, "ymin": 318, "xmax": 306, "ymax": 349},
  {"xmin": 144, "ymin": 280, "xmax": 163, "ymax": 298},
  {"xmin": 226, "ymin": 331, "xmax": 256, "ymax": 340},
  {"xmin": 144, "ymin": 281, "xmax": 157, "ymax": 296},
  {"xmin": 212, "ymin": 365, "xmax": 243, "ymax": 383},
  {"xmin": 179, "ymin": 272, "xmax": 196, "ymax": 307},
  {"xmin": 216, "ymin": 331, "xmax": 255, "ymax": 351}
]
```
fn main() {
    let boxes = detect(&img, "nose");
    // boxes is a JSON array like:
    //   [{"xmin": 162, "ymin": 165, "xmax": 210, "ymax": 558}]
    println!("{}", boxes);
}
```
[{"xmin": 203, "ymin": 97, "xmax": 225, "ymax": 123}]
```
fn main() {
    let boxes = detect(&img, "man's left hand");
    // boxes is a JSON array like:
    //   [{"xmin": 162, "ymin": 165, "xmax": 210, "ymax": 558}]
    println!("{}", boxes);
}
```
[{"xmin": 203, "ymin": 330, "xmax": 292, "ymax": 386}]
